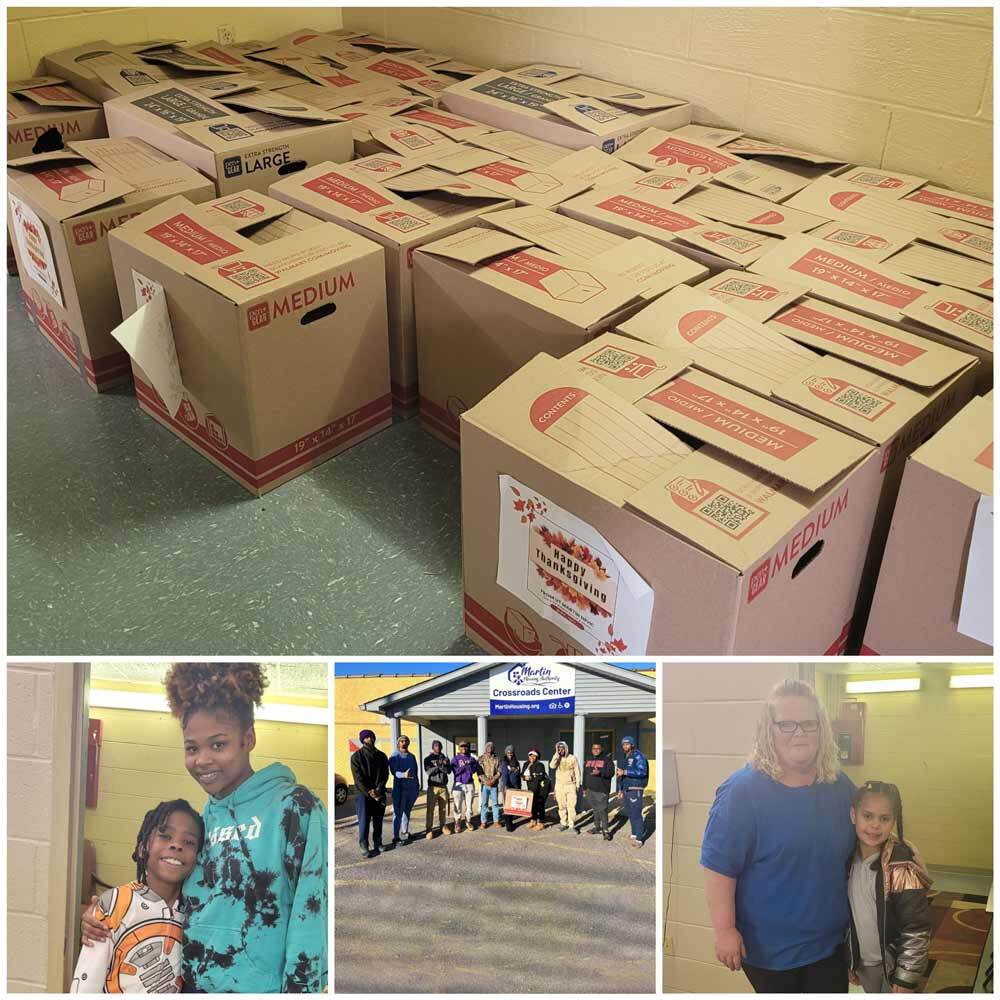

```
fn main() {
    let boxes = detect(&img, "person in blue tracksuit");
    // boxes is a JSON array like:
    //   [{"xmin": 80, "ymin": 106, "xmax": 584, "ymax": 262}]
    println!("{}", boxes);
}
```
[
  {"xmin": 617, "ymin": 735, "xmax": 649, "ymax": 847},
  {"xmin": 388, "ymin": 735, "xmax": 420, "ymax": 845}
]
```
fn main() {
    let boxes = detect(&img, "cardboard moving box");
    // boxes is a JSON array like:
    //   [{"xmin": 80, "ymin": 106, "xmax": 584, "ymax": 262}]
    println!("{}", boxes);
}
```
[
  {"xmin": 461, "ymin": 352, "xmax": 888, "ymax": 655},
  {"xmin": 7, "ymin": 137, "xmax": 213, "ymax": 390},
  {"xmin": 414, "ymin": 211, "xmax": 708, "ymax": 447},
  {"xmin": 104, "ymin": 83, "xmax": 354, "ymax": 195},
  {"xmin": 864, "ymin": 395, "xmax": 993, "ymax": 654},
  {"xmin": 107, "ymin": 190, "xmax": 391, "ymax": 495},
  {"xmin": 7, "ymin": 78, "xmax": 105, "ymax": 158},
  {"xmin": 441, "ymin": 68, "xmax": 691, "ymax": 152},
  {"xmin": 270, "ymin": 158, "xmax": 514, "ymax": 413}
]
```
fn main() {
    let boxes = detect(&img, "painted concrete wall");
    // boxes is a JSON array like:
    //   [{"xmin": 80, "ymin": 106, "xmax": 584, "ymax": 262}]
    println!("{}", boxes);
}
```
[{"xmin": 343, "ymin": 7, "xmax": 993, "ymax": 197}]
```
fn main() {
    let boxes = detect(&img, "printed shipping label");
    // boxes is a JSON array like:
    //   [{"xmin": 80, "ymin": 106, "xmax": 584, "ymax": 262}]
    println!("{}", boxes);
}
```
[
  {"xmin": 497, "ymin": 474, "xmax": 654, "ymax": 655},
  {"xmin": 145, "ymin": 214, "xmax": 242, "ymax": 264},
  {"xmin": 8, "ymin": 192, "xmax": 63, "ymax": 306}
]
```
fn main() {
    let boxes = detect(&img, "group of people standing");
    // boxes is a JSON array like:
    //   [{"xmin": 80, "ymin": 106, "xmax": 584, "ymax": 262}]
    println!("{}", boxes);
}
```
[{"xmin": 349, "ymin": 730, "xmax": 649, "ymax": 859}]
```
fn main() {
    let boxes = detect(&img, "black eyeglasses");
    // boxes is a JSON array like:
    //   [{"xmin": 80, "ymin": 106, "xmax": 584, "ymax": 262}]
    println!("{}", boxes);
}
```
[{"xmin": 772, "ymin": 719, "xmax": 819, "ymax": 734}]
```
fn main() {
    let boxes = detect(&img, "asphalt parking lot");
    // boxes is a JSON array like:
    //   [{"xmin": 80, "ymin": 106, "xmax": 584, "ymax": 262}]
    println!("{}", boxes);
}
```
[{"xmin": 334, "ymin": 792, "xmax": 656, "ymax": 993}]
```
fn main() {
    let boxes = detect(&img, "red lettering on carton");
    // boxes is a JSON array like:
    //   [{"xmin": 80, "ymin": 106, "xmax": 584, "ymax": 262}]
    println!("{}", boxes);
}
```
[
  {"xmin": 646, "ymin": 137, "xmax": 739, "ymax": 174},
  {"xmin": 595, "ymin": 194, "xmax": 699, "ymax": 232},
  {"xmin": 529, "ymin": 386, "xmax": 588, "ymax": 430},
  {"xmin": 145, "ymin": 214, "xmax": 242, "ymax": 264},
  {"xmin": 788, "ymin": 248, "xmax": 924, "ymax": 308},
  {"xmin": 906, "ymin": 188, "xmax": 993, "ymax": 223},
  {"xmin": 678, "ymin": 309, "xmax": 725, "ymax": 342},
  {"xmin": 302, "ymin": 171, "xmax": 394, "ymax": 212}
]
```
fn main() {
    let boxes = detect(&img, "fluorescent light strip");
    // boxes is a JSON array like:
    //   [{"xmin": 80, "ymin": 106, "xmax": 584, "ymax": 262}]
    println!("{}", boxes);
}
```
[
  {"xmin": 949, "ymin": 674, "xmax": 994, "ymax": 689},
  {"xmin": 845, "ymin": 678, "xmax": 921, "ymax": 694},
  {"xmin": 88, "ymin": 689, "xmax": 328, "ymax": 725}
]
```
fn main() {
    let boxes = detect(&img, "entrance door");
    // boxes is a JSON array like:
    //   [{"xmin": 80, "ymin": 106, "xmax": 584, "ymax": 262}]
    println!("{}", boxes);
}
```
[{"xmin": 559, "ymin": 729, "xmax": 614, "ymax": 755}]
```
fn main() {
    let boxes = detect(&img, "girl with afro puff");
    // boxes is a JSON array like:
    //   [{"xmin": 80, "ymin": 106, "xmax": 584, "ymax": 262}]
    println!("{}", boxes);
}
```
[{"xmin": 83, "ymin": 664, "xmax": 327, "ymax": 993}]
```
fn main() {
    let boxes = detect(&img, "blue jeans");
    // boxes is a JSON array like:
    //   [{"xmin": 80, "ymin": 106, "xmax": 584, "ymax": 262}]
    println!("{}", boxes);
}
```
[
  {"xmin": 622, "ymin": 787, "xmax": 645, "ymax": 840},
  {"xmin": 480, "ymin": 785, "xmax": 499, "ymax": 824},
  {"xmin": 392, "ymin": 780, "xmax": 419, "ymax": 839}
]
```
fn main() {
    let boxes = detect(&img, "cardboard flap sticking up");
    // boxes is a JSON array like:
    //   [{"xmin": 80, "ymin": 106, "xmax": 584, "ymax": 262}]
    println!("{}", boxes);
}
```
[
  {"xmin": 563, "ymin": 331, "xmax": 692, "ymax": 402},
  {"xmin": 626, "ymin": 446, "xmax": 820, "ymax": 570},
  {"xmin": 418, "ymin": 145, "xmax": 505, "ymax": 174},
  {"xmin": 504, "ymin": 64, "xmax": 581, "ymax": 85},
  {"xmin": 463, "ymin": 352, "xmax": 692, "ymax": 506},
  {"xmin": 551, "ymin": 146, "xmax": 646, "ymax": 188},
  {"xmin": 381, "ymin": 166, "xmax": 504, "ymax": 200},
  {"xmin": 837, "ymin": 165, "xmax": 928, "ymax": 197},
  {"xmin": 638, "ymin": 368, "xmax": 871, "ymax": 490},
  {"xmin": 695, "ymin": 270, "xmax": 809, "ymax": 322},
  {"xmin": 619, "ymin": 284, "xmax": 818, "ymax": 395},
  {"xmin": 188, "ymin": 74, "xmax": 264, "ymax": 99},
  {"xmin": 396, "ymin": 106, "xmax": 496, "ymax": 139},
  {"xmin": 887, "ymin": 243, "xmax": 994, "ymax": 299},
  {"xmin": 614, "ymin": 128, "xmax": 745, "ymax": 175},
  {"xmin": 671, "ymin": 123, "xmax": 744, "ymax": 146},
  {"xmin": 140, "ymin": 45, "xmax": 242, "ymax": 75},
  {"xmin": 766, "ymin": 296, "xmax": 976, "ymax": 387},
  {"xmin": 807, "ymin": 218, "xmax": 918, "ymax": 261},
  {"xmin": 418, "ymin": 226, "xmax": 535, "ymax": 265},
  {"xmin": 88, "ymin": 62, "xmax": 164, "ymax": 95},
  {"xmin": 722, "ymin": 137, "xmax": 847, "ymax": 166},
  {"xmin": 433, "ymin": 60, "xmax": 486, "ymax": 78},
  {"xmin": 901, "ymin": 285, "xmax": 994, "ymax": 352},
  {"xmin": 369, "ymin": 122, "xmax": 459, "ymax": 156},
  {"xmin": 541, "ymin": 97, "xmax": 636, "ymax": 134},
  {"xmin": 218, "ymin": 90, "xmax": 345, "ymax": 121},
  {"xmin": 912, "ymin": 395, "xmax": 993, "ymax": 495},
  {"xmin": 198, "ymin": 190, "xmax": 294, "ymax": 230},
  {"xmin": 7, "ymin": 156, "xmax": 134, "ymax": 220},
  {"xmin": 772, "ymin": 355, "xmax": 930, "ymax": 446},
  {"xmin": 272, "ymin": 163, "xmax": 409, "ymax": 221},
  {"xmin": 472, "ymin": 246, "xmax": 642, "ymax": 325},
  {"xmin": 8, "ymin": 149, "xmax": 91, "ymax": 169},
  {"xmin": 588, "ymin": 237, "xmax": 710, "ymax": 299},
  {"xmin": 675, "ymin": 185, "xmax": 829, "ymax": 237},
  {"xmin": 466, "ymin": 130, "xmax": 569, "ymax": 168},
  {"xmin": 558, "ymin": 77, "xmax": 687, "ymax": 111},
  {"xmin": 712, "ymin": 158, "xmax": 824, "ymax": 203},
  {"xmin": 9, "ymin": 78, "xmax": 99, "ymax": 109},
  {"xmin": 902, "ymin": 185, "xmax": 993, "ymax": 228},
  {"xmin": 462, "ymin": 159, "xmax": 592, "ymax": 208},
  {"xmin": 485, "ymin": 205, "xmax": 626, "ymax": 259}
]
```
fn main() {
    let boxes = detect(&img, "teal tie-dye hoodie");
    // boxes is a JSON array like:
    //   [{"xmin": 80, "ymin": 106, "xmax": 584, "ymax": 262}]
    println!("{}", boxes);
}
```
[{"xmin": 181, "ymin": 762, "xmax": 327, "ymax": 993}]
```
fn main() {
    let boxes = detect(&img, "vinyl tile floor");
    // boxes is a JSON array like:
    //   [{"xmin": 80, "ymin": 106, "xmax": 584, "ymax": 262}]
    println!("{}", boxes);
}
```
[{"xmin": 7, "ymin": 277, "xmax": 481, "ymax": 656}]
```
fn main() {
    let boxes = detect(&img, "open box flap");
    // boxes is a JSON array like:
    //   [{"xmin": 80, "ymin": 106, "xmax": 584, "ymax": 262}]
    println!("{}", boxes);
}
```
[
  {"xmin": 461, "ymin": 159, "xmax": 593, "ymax": 207},
  {"xmin": 485, "ymin": 204, "xmax": 626, "ymax": 260},
  {"xmin": 381, "ymin": 165, "xmax": 507, "ymax": 200},
  {"xmin": 218, "ymin": 90, "xmax": 346, "ymax": 121},
  {"xmin": 695, "ymin": 269, "xmax": 810, "ymax": 322},
  {"xmin": 614, "ymin": 127, "xmax": 745, "ymax": 174},
  {"xmin": 7, "ymin": 154, "xmax": 134, "ymax": 220},
  {"xmin": 556, "ymin": 76, "xmax": 687, "ymax": 111},
  {"xmin": 674, "ymin": 184, "xmax": 828, "ymax": 237},
  {"xmin": 722, "ymin": 136, "xmax": 847, "ymax": 166},
  {"xmin": 541, "ymin": 96, "xmax": 639, "ymax": 135},
  {"xmin": 589, "ymin": 237, "xmax": 709, "ymax": 298},
  {"xmin": 417, "ymin": 226, "xmax": 535, "ymax": 265},
  {"xmin": 901, "ymin": 285, "xmax": 994, "ymax": 353},
  {"xmin": 912, "ymin": 395, "xmax": 993, "ymax": 495},
  {"xmin": 638, "ymin": 367, "xmax": 872, "ymax": 491},
  {"xmin": 9, "ymin": 79, "xmax": 99, "ymax": 110}
]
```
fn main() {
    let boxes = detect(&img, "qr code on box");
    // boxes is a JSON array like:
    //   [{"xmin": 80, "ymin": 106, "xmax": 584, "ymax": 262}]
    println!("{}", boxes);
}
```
[
  {"xmin": 714, "ymin": 277, "xmax": 756, "ymax": 297},
  {"xmin": 381, "ymin": 212, "xmax": 427, "ymax": 232},
  {"xmin": 850, "ymin": 172, "xmax": 884, "ymax": 187},
  {"xmin": 955, "ymin": 309, "xmax": 993, "ymax": 336},
  {"xmin": 826, "ymin": 229, "xmax": 865, "ymax": 246},
  {"xmin": 698, "ymin": 492, "xmax": 760, "ymax": 535},
  {"xmin": 715, "ymin": 235, "xmax": 757, "ymax": 253},
  {"xmin": 585, "ymin": 346, "xmax": 636, "ymax": 372},
  {"xmin": 218, "ymin": 261, "xmax": 278, "ymax": 289},
  {"xmin": 833, "ymin": 387, "xmax": 884, "ymax": 417}
]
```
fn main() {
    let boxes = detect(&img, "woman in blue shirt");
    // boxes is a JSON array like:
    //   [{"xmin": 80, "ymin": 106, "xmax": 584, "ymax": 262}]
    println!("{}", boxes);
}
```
[
  {"xmin": 701, "ymin": 678, "xmax": 856, "ymax": 993},
  {"xmin": 388, "ymin": 735, "xmax": 420, "ymax": 845}
]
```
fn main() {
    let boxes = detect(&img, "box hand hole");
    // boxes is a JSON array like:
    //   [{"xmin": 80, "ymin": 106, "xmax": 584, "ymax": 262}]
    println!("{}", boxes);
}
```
[
  {"xmin": 301, "ymin": 302, "xmax": 336, "ymax": 325},
  {"xmin": 277, "ymin": 160, "xmax": 307, "ymax": 176},
  {"xmin": 791, "ymin": 539, "xmax": 824, "ymax": 579},
  {"xmin": 31, "ymin": 127, "xmax": 64, "ymax": 155}
]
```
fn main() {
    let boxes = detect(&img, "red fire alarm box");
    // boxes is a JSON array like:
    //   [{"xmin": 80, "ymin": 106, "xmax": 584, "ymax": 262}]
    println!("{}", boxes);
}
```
[
  {"xmin": 87, "ymin": 719, "xmax": 103, "ymax": 807},
  {"xmin": 834, "ymin": 702, "xmax": 866, "ymax": 766}
]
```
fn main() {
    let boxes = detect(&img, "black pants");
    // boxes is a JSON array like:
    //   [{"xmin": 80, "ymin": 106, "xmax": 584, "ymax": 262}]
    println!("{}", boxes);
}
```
[
  {"xmin": 356, "ymin": 793, "xmax": 385, "ymax": 849},
  {"xmin": 530, "ymin": 788, "xmax": 547, "ymax": 822},
  {"xmin": 587, "ymin": 789, "xmax": 610, "ymax": 832},
  {"xmin": 743, "ymin": 949, "xmax": 848, "ymax": 993}
]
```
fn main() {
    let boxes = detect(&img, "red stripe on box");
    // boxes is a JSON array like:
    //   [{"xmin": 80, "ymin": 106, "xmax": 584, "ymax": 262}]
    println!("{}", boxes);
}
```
[
  {"xmin": 419, "ymin": 397, "xmax": 460, "ymax": 443},
  {"xmin": 824, "ymin": 620, "xmax": 852, "ymax": 656}
]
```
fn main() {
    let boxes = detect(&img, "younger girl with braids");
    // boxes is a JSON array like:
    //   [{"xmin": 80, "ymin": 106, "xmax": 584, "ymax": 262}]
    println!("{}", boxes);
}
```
[
  {"xmin": 847, "ymin": 781, "xmax": 932, "ymax": 993},
  {"xmin": 83, "ymin": 664, "xmax": 327, "ymax": 993},
  {"xmin": 72, "ymin": 800, "xmax": 203, "ymax": 992}
]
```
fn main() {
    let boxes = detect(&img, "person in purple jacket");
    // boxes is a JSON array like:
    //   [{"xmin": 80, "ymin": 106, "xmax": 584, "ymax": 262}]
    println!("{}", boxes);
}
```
[{"xmin": 450, "ymin": 741, "xmax": 478, "ymax": 833}]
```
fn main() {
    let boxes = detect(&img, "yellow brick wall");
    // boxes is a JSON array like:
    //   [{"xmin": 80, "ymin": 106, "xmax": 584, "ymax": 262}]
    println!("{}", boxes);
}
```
[
  {"xmin": 85, "ymin": 703, "xmax": 328, "ymax": 891},
  {"xmin": 7, "ymin": 6, "xmax": 344, "ymax": 79},
  {"xmin": 335, "ymin": 669, "xmax": 657, "ymax": 791},
  {"xmin": 344, "ymin": 7, "xmax": 993, "ymax": 197}
]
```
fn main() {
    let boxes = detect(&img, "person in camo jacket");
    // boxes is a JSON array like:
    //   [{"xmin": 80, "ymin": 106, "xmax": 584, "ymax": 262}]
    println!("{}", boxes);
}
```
[{"xmin": 476, "ymin": 741, "xmax": 501, "ymax": 830}]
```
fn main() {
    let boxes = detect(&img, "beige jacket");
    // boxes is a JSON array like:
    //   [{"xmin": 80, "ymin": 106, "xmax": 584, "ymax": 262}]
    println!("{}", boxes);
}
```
[{"xmin": 549, "ymin": 752, "xmax": 581, "ymax": 788}]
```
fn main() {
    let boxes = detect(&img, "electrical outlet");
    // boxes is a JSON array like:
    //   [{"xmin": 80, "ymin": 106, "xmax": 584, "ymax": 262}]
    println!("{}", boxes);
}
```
[{"xmin": 217, "ymin": 24, "xmax": 237, "ymax": 46}]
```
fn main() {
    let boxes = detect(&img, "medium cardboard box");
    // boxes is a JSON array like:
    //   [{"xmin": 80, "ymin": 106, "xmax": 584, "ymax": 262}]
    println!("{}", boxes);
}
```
[
  {"xmin": 413, "ymin": 212, "xmax": 708, "ymax": 447},
  {"xmin": 461, "ymin": 352, "xmax": 885, "ymax": 655},
  {"xmin": 107, "ymin": 190, "xmax": 391, "ymax": 495},
  {"xmin": 7, "ymin": 137, "xmax": 213, "ymax": 390},
  {"xmin": 864, "ymin": 395, "xmax": 993, "ymax": 654},
  {"xmin": 103, "ymin": 83, "xmax": 354, "ymax": 196},
  {"xmin": 44, "ymin": 40, "xmax": 241, "ymax": 103},
  {"xmin": 269, "ymin": 158, "xmax": 514, "ymax": 414},
  {"xmin": 441, "ymin": 68, "xmax": 691, "ymax": 152},
  {"xmin": 7, "ymin": 78, "xmax": 106, "ymax": 158},
  {"xmin": 559, "ymin": 179, "xmax": 782, "ymax": 271},
  {"xmin": 617, "ymin": 283, "xmax": 978, "ymax": 650},
  {"xmin": 886, "ymin": 242, "xmax": 993, "ymax": 300}
]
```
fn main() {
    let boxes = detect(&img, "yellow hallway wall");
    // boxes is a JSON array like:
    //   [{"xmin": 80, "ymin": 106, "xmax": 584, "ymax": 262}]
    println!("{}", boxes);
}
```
[{"xmin": 85, "ymin": 706, "xmax": 328, "ymax": 891}]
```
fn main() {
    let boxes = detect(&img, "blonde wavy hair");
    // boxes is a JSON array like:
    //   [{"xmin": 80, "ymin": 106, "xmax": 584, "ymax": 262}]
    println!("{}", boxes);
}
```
[{"xmin": 749, "ymin": 678, "xmax": 840, "ymax": 784}]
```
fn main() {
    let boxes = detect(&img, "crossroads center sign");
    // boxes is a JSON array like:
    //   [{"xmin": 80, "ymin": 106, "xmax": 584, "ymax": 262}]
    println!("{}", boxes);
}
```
[{"xmin": 489, "ymin": 662, "xmax": 576, "ymax": 715}]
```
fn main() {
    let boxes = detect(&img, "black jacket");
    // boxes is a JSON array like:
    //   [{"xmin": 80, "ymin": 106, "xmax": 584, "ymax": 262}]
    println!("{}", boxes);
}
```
[
  {"xmin": 423, "ymin": 752, "xmax": 452, "ymax": 789},
  {"xmin": 583, "ymin": 754, "xmax": 614, "ymax": 794},
  {"xmin": 350, "ymin": 744, "xmax": 389, "ymax": 801},
  {"xmin": 847, "ymin": 838, "xmax": 932, "ymax": 989},
  {"xmin": 521, "ymin": 760, "xmax": 550, "ymax": 794}
]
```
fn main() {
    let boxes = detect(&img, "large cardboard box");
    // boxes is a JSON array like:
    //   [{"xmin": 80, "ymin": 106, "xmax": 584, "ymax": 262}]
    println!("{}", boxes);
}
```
[
  {"xmin": 413, "ymin": 211, "xmax": 709, "ymax": 447},
  {"xmin": 7, "ymin": 78, "xmax": 105, "ymax": 158},
  {"xmin": 103, "ymin": 83, "xmax": 354, "ymax": 196},
  {"xmin": 7, "ymin": 137, "xmax": 213, "ymax": 390},
  {"xmin": 864, "ymin": 396, "xmax": 993, "ymax": 654},
  {"xmin": 441, "ymin": 67, "xmax": 691, "ymax": 152},
  {"xmin": 618, "ymin": 284, "xmax": 978, "ymax": 649},
  {"xmin": 107, "ymin": 190, "xmax": 391, "ymax": 495},
  {"xmin": 270, "ymin": 158, "xmax": 515, "ymax": 413},
  {"xmin": 461, "ymin": 352, "xmax": 888, "ymax": 656}
]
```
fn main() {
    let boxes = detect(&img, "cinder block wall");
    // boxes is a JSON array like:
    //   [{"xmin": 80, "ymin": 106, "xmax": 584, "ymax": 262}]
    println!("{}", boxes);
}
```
[
  {"xmin": 662, "ymin": 662, "xmax": 801, "ymax": 994},
  {"xmin": 344, "ymin": 7, "xmax": 993, "ymax": 197},
  {"xmin": 7, "ymin": 664, "xmax": 69, "ymax": 993},
  {"xmin": 7, "ymin": 6, "xmax": 344, "ymax": 78}
]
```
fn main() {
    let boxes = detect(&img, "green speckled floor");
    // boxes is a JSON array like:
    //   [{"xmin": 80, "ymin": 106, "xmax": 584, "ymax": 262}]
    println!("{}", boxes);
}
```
[{"xmin": 7, "ymin": 277, "xmax": 481, "ymax": 656}]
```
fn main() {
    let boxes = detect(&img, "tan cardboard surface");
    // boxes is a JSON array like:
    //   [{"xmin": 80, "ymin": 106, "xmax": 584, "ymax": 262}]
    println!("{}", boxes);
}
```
[
  {"xmin": 807, "ymin": 218, "xmax": 917, "ymax": 261},
  {"xmin": 8, "ymin": 154, "xmax": 136, "ymax": 221},
  {"xmin": 837, "ymin": 165, "xmax": 928, "ymax": 197},
  {"xmin": 396, "ymin": 106, "xmax": 495, "ymax": 139},
  {"xmin": 695, "ymin": 270, "xmax": 808, "ymax": 322},
  {"xmin": 587, "ymin": 237, "xmax": 709, "ymax": 298},
  {"xmin": 418, "ymin": 225, "xmax": 534, "ymax": 264},
  {"xmin": 722, "ymin": 137, "xmax": 847, "ymax": 166},
  {"xmin": 675, "ymin": 184, "xmax": 827, "ymax": 236},
  {"xmin": 900, "ymin": 285, "xmax": 994, "ymax": 354},
  {"xmin": 902, "ymin": 185, "xmax": 993, "ymax": 227},
  {"xmin": 461, "ymin": 159, "xmax": 593, "ymax": 208},
  {"xmin": 638, "ymin": 367, "xmax": 871, "ymax": 490},
  {"xmin": 484, "ymin": 204, "xmax": 626, "ymax": 259},
  {"xmin": 712, "ymin": 158, "xmax": 824, "ymax": 202},
  {"xmin": 614, "ymin": 127, "xmax": 744, "ymax": 174},
  {"xmin": 554, "ymin": 75, "xmax": 686, "ymax": 112},
  {"xmin": 888, "ymin": 243, "xmax": 994, "ymax": 299},
  {"xmin": 912, "ymin": 394, "xmax": 993, "ymax": 495},
  {"xmin": 671, "ymin": 123, "xmax": 744, "ymax": 146},
  {"xmin": 620, "ymin": 284, "xmax": 817, "ymax": 396},
  {"xmin": 551, "ymin": 146, "xmax": 646, "ymax": 188},
  {"xmin": 467, "ymin": 130, "xmax": 570, "ymax": 167},
  {"xmin": 766, "ymin": 296, "xmax": 976, "ymax": 387}
]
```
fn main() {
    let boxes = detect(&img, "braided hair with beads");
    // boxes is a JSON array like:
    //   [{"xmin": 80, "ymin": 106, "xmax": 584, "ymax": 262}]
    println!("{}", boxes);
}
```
[{"xmin": 133, "ymin": 799, "xmax": 205, "ymax": 883}]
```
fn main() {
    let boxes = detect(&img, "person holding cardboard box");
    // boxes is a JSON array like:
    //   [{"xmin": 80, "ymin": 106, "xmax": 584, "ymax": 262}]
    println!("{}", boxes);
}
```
[
  {"xmin": 522, "ymin": 749, "xmax": 551, "ymax": 830},
  {"xmin": 549, "ymin": 741, "xmax": 582, "ymax": 834},
  {"xmin": 498, "ymin": 745, "xmax": 523, "ymax": 832},
  {"xmin": 423, "ymin": 740, "xmax": 453, "ymax": 840}
]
